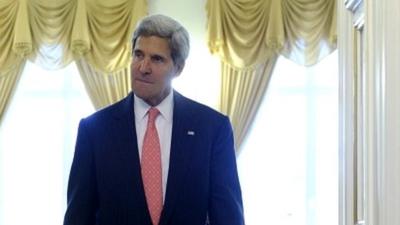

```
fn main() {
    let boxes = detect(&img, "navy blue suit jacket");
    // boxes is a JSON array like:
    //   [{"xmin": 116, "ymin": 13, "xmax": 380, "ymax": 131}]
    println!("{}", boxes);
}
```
[{"xmin": 64, "ymin": 91, "xmax": 244, "ymax": 225}]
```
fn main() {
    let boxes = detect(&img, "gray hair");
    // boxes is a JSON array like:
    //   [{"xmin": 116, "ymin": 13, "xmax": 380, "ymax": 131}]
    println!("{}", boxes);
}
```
[{"xmin": 132, "ymin": 14, "xmax": 190, "ymax": 68}]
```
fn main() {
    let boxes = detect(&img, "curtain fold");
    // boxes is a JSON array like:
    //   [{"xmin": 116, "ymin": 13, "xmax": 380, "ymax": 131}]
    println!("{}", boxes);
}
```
[
  {"xmin": 0, "ymin": 0, "xmax": 28, "ymax": 124},
  {"xmin": 0, "ymin": 0, "xmax": 147, "ymax": 124},
  {"xmin": 207, "ymin": 0, "xmax": 283, "ymax": 69},
  {"xmin": 76, "ymin": 59, "xmax": 131, "ymax": 110},
  {"xmin": 220, "ymin": 56, "xmax": 278, "ymax": 150},
  {"xmin": 27, "ymin": 0, "xmax": 75, "ymax": 69},
  {"xmin": 280, "ymin": 0, "xmax": 337, "ymax": 66},
  {"xmin": 0, "ymin": 0, "xmax": 25, "ymax": 73},
  {"xmin": 1, "ymin": 0, "xmax": 147, "ymax": 72},
  {"xmin": 207, "ymin": 0, "xmax": 337, "ymax": 151},
  {"xmin": 13, "ymin": 0, "xmax": 32, "ymax": 57},
  {"xmin": 0, "ymin": 60, "xmax": 26, "ymax": 126},
  {"xmin": 73, "ymin": 0, "xmax": 147, "ymax": 73}
]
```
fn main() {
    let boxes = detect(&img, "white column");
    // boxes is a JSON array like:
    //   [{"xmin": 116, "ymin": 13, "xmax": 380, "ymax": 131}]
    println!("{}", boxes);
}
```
[
  {"xmin": 379, "ymin": 0, "xmax": 400, "ymax": 224},
  {"xmin": 338, "ymin": 0, "xmax": 357, "ymax": 224},
  {"xmin": 364, "ymin": 0, "xmax": 382, "ymax": 224}
]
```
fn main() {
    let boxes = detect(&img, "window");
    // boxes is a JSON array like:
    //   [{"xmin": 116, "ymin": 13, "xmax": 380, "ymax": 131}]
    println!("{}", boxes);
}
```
[
  {"xmin": 238, "ymin": 52, "xmax": 338, "ymax": 225},
  {"xmin": 0, "ymin": 62, "xmax": 94, "ymax": 225}
]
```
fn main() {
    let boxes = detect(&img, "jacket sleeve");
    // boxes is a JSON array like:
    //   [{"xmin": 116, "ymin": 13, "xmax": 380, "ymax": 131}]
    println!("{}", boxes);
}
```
[
  {"xmin": 64, "ymin": 119, "xmax": 98, "ymax": 225},
  {"xmin": 208, "ymin": 116, "xmax": 245, "ymax": 225}
]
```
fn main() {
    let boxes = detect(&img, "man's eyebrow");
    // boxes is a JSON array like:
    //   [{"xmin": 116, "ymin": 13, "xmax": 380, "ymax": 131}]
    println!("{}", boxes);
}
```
[{"xmin": 151, "ymin": 53, "xmax": 164, "ymax": 58}]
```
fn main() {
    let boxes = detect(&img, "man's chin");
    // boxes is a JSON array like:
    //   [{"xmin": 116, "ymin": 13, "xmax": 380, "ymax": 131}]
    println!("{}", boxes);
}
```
[{"xmin": 133, "ymin": 92, "xmax": 155, "ymax": 105}]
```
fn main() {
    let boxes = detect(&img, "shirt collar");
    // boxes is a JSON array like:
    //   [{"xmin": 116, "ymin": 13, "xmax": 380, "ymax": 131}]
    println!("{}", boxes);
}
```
[{"xmin": 134, "ymin": 91, "xmax": 174, "ymax": 122}]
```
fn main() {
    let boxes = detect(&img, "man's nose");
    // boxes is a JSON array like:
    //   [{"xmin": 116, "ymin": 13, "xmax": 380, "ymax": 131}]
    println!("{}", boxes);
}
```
[{"xmin": 139, "ymin": 58, "xmax": 151, "ymax": 74}]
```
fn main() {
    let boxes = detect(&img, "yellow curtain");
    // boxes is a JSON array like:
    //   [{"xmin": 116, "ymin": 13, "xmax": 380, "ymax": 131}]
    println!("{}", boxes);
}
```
[
  {"xmin": 0, "ymin": 0, "xmax": 147, "ymax": 123},
  {"xmin": 72, "ymin": 0, "xmax": 146, "ymax": 109},
  {"xmin": 0, "ymin": 60, "xmax": 25, "ymax": 126},
  {"xmin": 220, "ymin": 56, "xmax": 278, "ymax": 150},
  {"xmin": 76, "ymin": 59, "xmax": 131, "ymax": 110},
  {"xmin": 0, "ymin": 0, "xmax": 28, "ymax": 125},
  {"xmin": 207, "ymin": 0, "xmax": 337, "ymax": 150}
]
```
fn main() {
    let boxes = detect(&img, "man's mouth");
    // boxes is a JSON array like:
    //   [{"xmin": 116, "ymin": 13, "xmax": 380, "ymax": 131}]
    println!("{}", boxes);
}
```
[{"xmin": 135, "ymin": 78, "xmax": 153, "ymax": 84}]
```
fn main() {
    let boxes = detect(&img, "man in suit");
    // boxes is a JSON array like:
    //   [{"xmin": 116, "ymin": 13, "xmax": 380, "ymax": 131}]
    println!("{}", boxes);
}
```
[{"xmin": 64, "ymin": 14, "xmax": 244, "ymax": 225}]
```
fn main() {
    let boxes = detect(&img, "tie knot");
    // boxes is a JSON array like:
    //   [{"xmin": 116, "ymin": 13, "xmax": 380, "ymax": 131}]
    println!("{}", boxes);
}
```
[{"xmin": 147, "ymin": 107, "xmax": 159, "ymax": 123}]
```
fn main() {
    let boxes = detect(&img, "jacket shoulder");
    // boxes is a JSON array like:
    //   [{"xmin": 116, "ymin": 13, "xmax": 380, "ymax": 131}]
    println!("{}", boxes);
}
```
[
  {"xmin": 80, "ymin": 93, "xmax": 133, "ymax": 130},
  {"xmin": 174, "ymin": 91, "xmax": 231, "ymax": 129}
]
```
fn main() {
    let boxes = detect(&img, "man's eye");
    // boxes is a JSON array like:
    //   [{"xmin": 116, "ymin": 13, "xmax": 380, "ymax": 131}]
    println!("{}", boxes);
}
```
[
  {"xmin": 133, "ymin": 51, "xmax": 143, "ymax": 59},
  {"xmin": 152, "ymin": 56, "xmax": 164, "ymax": 62}
]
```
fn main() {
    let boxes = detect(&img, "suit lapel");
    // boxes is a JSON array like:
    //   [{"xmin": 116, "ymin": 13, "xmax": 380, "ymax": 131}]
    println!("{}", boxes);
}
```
[
  {"xmin": 160, "ymin": 92, "xmax": 196, "ymax": 224},
  {"xmin": 112, "ymin": 93, "xmax": 152, "ymax": 224}
]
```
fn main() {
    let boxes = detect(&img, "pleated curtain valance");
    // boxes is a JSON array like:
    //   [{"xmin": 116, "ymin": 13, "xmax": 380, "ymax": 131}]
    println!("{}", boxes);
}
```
[
  {"xmin": 206, "ymin": 0, "xmax": 337, "ymax": 69},
  {"xmin": 0, "ymin": 0, "xmax": 147, "ymax": 73}
]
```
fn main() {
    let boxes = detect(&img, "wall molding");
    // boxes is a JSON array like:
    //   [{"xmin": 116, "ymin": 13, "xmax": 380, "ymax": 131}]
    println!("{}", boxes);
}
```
[
  {"xmin": 345, "ymin": 0, "xmax": 364, "ymax": 29},
  {"xmin": 340, "ymin": 0, "xmax": 400, "ymax": 225},
  {"xmin": 338, "ymin": 0, "xmax": 365, "ymax": 225}
]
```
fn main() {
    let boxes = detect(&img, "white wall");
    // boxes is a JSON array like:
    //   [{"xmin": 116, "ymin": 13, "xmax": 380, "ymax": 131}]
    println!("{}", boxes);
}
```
[{"xmin": 148, "ymin": 0, "xmax": 221, "ymax": 110}]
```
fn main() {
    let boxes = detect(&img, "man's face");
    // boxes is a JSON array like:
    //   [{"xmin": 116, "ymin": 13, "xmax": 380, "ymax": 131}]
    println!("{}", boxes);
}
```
[{"xmin": 131, "ymin": 36, "xmax": 182, "ymax": 106}]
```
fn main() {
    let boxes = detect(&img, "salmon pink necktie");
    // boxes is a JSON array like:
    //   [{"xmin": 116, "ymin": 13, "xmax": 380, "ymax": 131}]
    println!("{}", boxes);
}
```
[{"xmin": 141, "ymin": 107, "xmax": 163, "ymax": 225}]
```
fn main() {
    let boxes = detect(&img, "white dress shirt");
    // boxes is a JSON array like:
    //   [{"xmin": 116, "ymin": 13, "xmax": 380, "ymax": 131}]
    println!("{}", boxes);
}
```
[{"xmin": 134, "ymin": 92, "xmax": 173, "ymax": 202}]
